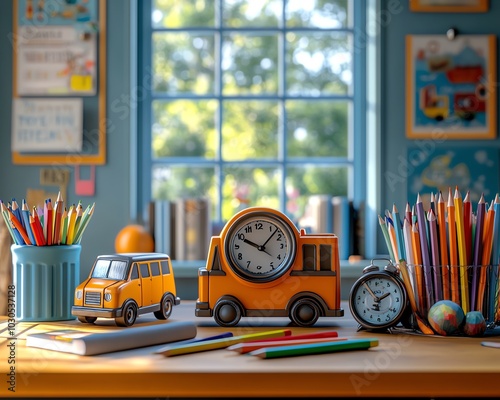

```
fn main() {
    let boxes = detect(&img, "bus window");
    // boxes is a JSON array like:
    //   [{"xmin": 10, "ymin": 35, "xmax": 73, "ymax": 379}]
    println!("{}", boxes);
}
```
[
  {"xmin": 302, "ymin": 244, "xmax": 316, "ymax": 271},
  {"xmin": 161, "ymin": 260, "xmax": 170, "ymax": 275},
  {"xmin": 320, "ymin": 245, "xmax": 332, "ymax": 271},
  {"xmin": 139, "ymin": 263, "xmax": 150, "ymax": 278},
  {"xmin": 130, "ymin": 263, "xmax": 139, "ymax": 280},
  {"xmin": 150, "ymin": 261, "xmax": 161, "ymax": 276}
]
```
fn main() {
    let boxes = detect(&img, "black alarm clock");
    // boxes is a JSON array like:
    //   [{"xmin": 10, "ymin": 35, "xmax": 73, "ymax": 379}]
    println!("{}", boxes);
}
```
[{"xmin": 349, "ymin": 258, "xmax": 411, "ymax": 331}]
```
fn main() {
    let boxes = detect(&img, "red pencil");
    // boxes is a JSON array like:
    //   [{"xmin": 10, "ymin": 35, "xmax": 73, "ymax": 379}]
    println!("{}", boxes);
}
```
[
  {"xmin": 32, "ymin": 207, "xmax": 46, "ymax": 246},
  {"xmin": 45, "ymin": 199, "xmax": 53, "ymax": 245},
  {"xmin": 227, "ymin": 337, "xmax": 348, "ymax": 354}
]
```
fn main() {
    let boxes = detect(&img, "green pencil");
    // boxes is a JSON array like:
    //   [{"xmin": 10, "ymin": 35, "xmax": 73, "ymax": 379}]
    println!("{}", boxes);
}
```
[{"xmin": 249, "ymin": 338, "xmax": 379, "ymax": 359}]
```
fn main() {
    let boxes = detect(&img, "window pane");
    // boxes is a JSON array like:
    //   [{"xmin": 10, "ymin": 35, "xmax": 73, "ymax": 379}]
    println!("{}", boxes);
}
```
[
  {"xmin": 286, "ymin": 0, "xmax": 349, "ymax": 28},
  {"xmin": 222, "ymin": 101, "xmax": 278, "ymax": 160},
  {"xmin": 222, "ymin": 166, "xmax": 280, "ymax": 220},
  {"xmin": 286, "ymin": 100, "xmax": 349, "ymax": 158},
  {"xmin": 152, "ymin": 0, "xmax": 214, "ymax": 28},
  {"xmin": 152, "ymin": 166, "xmax": 216, "ymax": 211},
  {"xmin": 286, "ymin": 32, "xmax": 352, "ymax": 95},
  {"xmin": 152, "ymin": 100, "xmax": 217, "ymax": 158},
  {"xmin": 223, "ymin": 0, "xmax": 282, "ymax": 27},
  {"xmin": 286, "ymin": 166, "xmax": 348, "ymax": 220},
  {"xmin": 153, "ymin": 32, "xmax": 215, "ymax": 94},
  {"xmin": 222, "ymin": 34, "xmax": 278, "ymax": 95}
]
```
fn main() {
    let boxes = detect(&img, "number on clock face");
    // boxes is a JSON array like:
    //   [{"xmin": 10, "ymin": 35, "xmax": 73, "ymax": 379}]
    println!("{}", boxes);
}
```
[
  {"xmin": 352, "ymin": 277, "xmax": 404, "ymax": 326},
  {"xmin": 230, "ymin": 219, "xmax": 289, "ymax": 275}
]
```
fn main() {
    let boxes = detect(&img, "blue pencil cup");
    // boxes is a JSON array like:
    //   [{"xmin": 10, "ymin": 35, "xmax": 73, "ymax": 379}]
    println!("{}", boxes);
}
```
[{"xmin": 11, "ymin": 244, "xmax": 81, "ymax": 321}]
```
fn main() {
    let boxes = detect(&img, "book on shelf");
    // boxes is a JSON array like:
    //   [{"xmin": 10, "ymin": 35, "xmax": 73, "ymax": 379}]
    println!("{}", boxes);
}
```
[
  {"xmin": 175, "ymin": 198, "xmax": 211, "ymax": 261},
  {"xmin": 26, "ymin": 321, "xmax": 197, "ymax": 356},
  {"xmin": 153, "ymin": 200, "xmax": 176, "ymax": 258},
  {"xmin": 331, "ymin": 196, "xmax": 352, "ymax": 261}
]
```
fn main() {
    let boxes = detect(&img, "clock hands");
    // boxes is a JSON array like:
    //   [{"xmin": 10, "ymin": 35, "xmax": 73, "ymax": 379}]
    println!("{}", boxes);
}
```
[
  {"xmin": 261, "ymin": 227, "xmax": 279, "ymax": 249},
  {"xmin": 243, "ymin": 238, "xmax": 272, "ymax": 256},
  {"xmin": 363, "ymin": 283, "xmax": 391, "ymax": 304}
]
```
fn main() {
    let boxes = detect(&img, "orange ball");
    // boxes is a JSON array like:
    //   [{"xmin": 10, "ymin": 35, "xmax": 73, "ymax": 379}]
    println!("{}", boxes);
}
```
[{"xmin": 115, "ymin": 224, "xmax": 154, "ymax": 253}]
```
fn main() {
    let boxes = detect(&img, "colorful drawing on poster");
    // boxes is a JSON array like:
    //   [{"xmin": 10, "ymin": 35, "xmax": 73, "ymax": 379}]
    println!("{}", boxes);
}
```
[
  {"xmin": 407, "ymin": 147, "xmax": 499, "ymax": 206},
  {"xmin": 406, "ymin": 35, "xmax": 496, "ymax": 139},
  {"xmin": 15, "ymin": 0, "xmax": 99, "ymax": 96}
]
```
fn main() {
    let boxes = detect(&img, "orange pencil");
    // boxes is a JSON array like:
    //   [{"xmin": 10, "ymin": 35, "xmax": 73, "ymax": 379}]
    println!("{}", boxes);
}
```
[
  {"xmin": 437, "ymin": 191, "xmax": 450, "ymax": 300},
  {"xmin": 411, "ymin": 222, "xmax": 424, "ymax": 314},
  {"xmin": 447, "ymin": 189, "xmax": 460, "ymax": 305},
  {"xmin": 477, "ymin": 200, "xmax": 495, "ymax": 313},
  {"xmin": 386, "ymin": 218, "xmax": 400, "ymax": 262},
  {"xmin": 454, "ymin": 187, "xmax": 469, "ymax": 313}
]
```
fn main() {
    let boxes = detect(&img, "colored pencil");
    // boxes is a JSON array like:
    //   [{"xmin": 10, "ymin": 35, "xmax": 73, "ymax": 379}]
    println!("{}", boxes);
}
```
[
  {"xmin": 427, "ymin": 209, "xmax": 443, "ymax": 301},
  {"xmin": 65, "ymin": 204, "xmax": 77, "ymax": 245},
  {"xmin": 416, "ymin": 193, "xmax": 433, "ymax": 311},
  {"xmin": 44, "ymin": 199, "xmax": 53, "ymax": 245},
  {"xmin": 489, "ymin": 194, "xmax": 500, "ymax": 322},
  {"xmin": 228, "ymin": 337, "xmax": 348, "ymax": 354},
  {"xmin": 378, "ymin": 215, "xmax": 395, "ymax": 262},
  {"xmin": 392, "ymin": 204, "xmax": 406, "ymax": 261},
  {"xmin": 73, "ymin": 203, "xmax": 95, "ymax": 244},
  {"xmin": 60, "ymin": 208, "xmax": 69, "ymax": 245},
  {"xmin": 21, "ymin": 199, "xmax": 36, "ymax": 245},
  {"xmin": 32, "ymin": 207, "xmax": 46, "ymax": 246},
  {"xmin": 411, "ymin": 222, "xmax": 425, "ymax": 313},
  {"xmin": 52, "ymin": 191, "xmax": 64, "ymax": 245},
  {"xmin": 386, "ymin": 216, "xmax": 400, "ymax": 262},
  {"xmin": 249, "ymin": 338, "xmax": 379, "ymax": 359},
  {"xmin": 405, "ymin": 202, "xmax": 412, "ymax": 227},
  {"xmin": 471, "ymin": 194, "xmax": 486, "ymax": 310},
  {"xmin": 464, "ymin": 191, "xmax": 472, "ymax": 265},
  {"xmin": 29, "ymin": 214, "xmax": 44, "ymax": 246},
  {"xmin": 447, "ymin": 189, "xmax": 460, "ymax": 305},
  {"xmin": 0, "ymin": 201, "xmax": 17, "ymax": 244},
  {"xmin": 477, "ymin": 200, "xmax": 495, "ymax": 313},
  {"xmin": 454, "ymin": 187, "xmax": 469, "ymax": 313},
  {"xmin": 8, "ymin": 208, "xmax": 31, "ymax": 245},
  {"xmin": 437, "ymin": 191, "xmax": 450, "ymax": 300},
  {"xmin": 161, "ymin": 329, "xmax": 292, "ymax": 357},
  {"xmin": 155, "ymin": 332, "xmax": 234, "ymax": 354}
]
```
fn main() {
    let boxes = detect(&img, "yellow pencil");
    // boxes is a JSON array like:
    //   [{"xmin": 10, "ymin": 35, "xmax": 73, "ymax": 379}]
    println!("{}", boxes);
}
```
[
  {"xmin": 454, "ymin": 187, "xmax": 469, "ymax": 313},
  {"xmin": 66, "ymin": 204, "xmax": 77, "ymax": 245},
  {"xmin": 162, "ymin": 329, "xmax": 292, "ymax": 357}
]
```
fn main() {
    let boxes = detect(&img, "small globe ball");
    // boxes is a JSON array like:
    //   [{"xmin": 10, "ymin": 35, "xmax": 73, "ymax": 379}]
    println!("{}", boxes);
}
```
[
  {"xmin": 115, "ymin": 224, "xmax": 154, "ymax": 253},
  {"xmin": 463, "ymin": 311, "xmax": 487, "ymax": 337},
  {"xmin": 427, "ymin": 300, "xmax": 465, "ymax": 336}
]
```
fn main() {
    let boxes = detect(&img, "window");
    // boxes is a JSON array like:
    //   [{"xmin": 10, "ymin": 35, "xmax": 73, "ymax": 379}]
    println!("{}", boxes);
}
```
[
  {"xmin": 138, "ymin": 0, "xmax": 365, "ymax": 225},
  {"xmin": 140, "ymin": 263, "xmax": 151, "ymax": 277},
  {"xmin": 150, "ymin": 261, "xmax": 161, "ymax": 276}
]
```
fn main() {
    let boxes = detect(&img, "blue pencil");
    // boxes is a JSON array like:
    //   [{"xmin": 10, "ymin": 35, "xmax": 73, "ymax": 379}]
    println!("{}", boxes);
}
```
[{"xmin": 392, "ymin": 204, "xmax": 406, "ymax": 261}]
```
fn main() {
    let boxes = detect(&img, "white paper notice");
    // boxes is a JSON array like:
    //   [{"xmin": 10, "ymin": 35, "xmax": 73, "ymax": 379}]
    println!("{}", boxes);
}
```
[{"xmin": 11, "ymin": 98, "xmax": 83, "ymax": 152}]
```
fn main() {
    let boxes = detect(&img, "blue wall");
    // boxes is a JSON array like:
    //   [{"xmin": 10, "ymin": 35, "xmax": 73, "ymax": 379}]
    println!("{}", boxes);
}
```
[
  {"xmin": 0, "ymin": 0, "xmax": 134, "ymax": 276},
  {"xmin": 1, "ymin": 1, "xmax": 500, "ymax": 270},
  {"xmin": 379, "ymin": 0, "xmax": 500, "ymax": 253}
]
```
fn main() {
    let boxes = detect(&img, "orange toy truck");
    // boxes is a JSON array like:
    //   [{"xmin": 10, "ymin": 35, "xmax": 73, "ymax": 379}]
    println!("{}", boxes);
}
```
[{"xmin": 195, "ymin": 207, "xmax": 344, "ymax": 327}]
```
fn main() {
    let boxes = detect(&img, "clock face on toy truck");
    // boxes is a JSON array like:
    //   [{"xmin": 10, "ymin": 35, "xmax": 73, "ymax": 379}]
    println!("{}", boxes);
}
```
[
  {"xmin": 224, "ymin": 209, "xmax": 297, "ymax": 282},
  {"xmin": 195, "ymin": 207, "xmax": 344, "ymax": 327}
]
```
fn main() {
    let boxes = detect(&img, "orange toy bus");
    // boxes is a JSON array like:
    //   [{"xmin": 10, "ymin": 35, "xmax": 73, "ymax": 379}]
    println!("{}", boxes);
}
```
[{"xmin": 195, "ymin": 207, "xmax": 344, "ymax": 327}]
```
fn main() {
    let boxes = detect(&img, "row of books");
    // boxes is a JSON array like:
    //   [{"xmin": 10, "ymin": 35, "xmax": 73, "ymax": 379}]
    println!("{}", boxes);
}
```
[
  {"xmin": 147, "ymin": 198, "xmax": 212, "ymax": 261},
  {"xmin": 299, "ymin": 195, "xmax": 364, "ymax": 260}
]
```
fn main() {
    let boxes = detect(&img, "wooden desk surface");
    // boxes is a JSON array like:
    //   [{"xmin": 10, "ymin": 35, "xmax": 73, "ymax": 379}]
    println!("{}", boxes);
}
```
[{"xmin": 1, "ymin": 301, "xmax": 499, "ymax": 398}]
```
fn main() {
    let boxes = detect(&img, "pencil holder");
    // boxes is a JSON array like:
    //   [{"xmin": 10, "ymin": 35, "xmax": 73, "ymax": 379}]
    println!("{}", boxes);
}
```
[
  {"xmin": 11, "ymin": 244, "xmax": 81, "ymax": 321},
  {"xmin": 405, "ymin": 264, "xmax": 500, "ymax": 334}
]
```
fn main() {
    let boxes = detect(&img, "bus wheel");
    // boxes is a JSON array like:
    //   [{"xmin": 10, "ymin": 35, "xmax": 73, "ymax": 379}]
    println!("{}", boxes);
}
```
[
  {"xmin": 154, "ymin": 294, "xmax": 173, "ymax": 320},
  {"xmin": 116, "ymin": 302, "xmax": 138, "ymax": 327},
  {"xmin": 289, "ymin": 298, "xmax": 320, "ymax": 327},
  {"xmin": 214, "ymin": 299, "xmax": 242, "ymax": 327},
  {"xmin": 78, "ymin": 316, "xmax": 97, "ymax": 324}
]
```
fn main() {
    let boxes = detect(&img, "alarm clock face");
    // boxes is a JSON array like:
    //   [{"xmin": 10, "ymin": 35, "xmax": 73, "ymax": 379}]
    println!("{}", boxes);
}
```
[
  {"xmin": 350, "ymin": 272, "xmax": 407, "ymax": 330},
  {"xmin": 224, "ymin": 211, "xmax": 297, "ymax": 282}
]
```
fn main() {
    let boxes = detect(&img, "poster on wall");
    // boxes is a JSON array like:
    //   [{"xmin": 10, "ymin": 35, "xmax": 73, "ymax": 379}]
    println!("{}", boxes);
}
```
[
  {"xmin": 407, "ymin": 146, "xmax": 499, "ymax": 207},
  {"xmin": 406, "ymin": 34, "xmax": 496, "ymax": 139},
  {"xmin": 15, "ymin": 0, "xmax": 99, "ymax": 96}
]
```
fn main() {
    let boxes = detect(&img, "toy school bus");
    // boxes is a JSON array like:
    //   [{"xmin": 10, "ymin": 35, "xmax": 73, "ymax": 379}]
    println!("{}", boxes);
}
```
[
  {"xmin": 195, "ymin": 207, "xmax": 344, "ymax": 327},
  {"xmin": 72, "ymin": 253, "xmax": 180, "ymax": 327}
]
